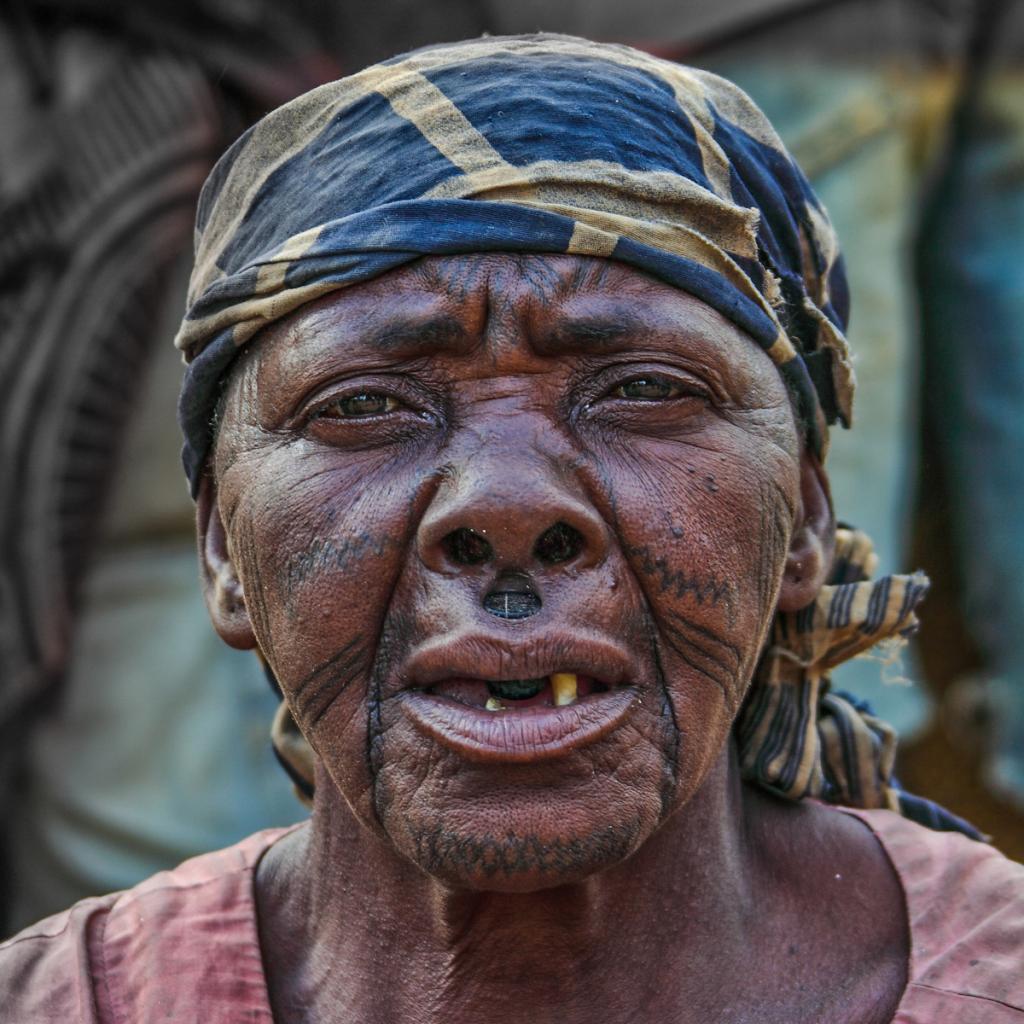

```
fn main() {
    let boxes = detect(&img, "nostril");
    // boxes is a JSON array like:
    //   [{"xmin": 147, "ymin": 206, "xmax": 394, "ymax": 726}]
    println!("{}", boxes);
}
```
[
  {"xmin": 533, "ymin": 521, "xmax": 585, "ymax": 566},
  {"xmin": 442, "ymin": 527, "xmax": 493, "ymax": 566},
  {"xmin": 482, "ymin": 572, "xmax": 542, "ymax": 620}
]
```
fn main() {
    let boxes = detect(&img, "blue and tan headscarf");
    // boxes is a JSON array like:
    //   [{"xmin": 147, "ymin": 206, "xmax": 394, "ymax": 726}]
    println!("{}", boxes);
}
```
[{"xmin": 176, "ymin": 34, "xmax": 977, "ymax": 834}]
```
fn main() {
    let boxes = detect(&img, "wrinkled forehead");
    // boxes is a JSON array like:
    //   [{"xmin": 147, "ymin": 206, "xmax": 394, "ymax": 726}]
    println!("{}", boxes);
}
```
[
  {"xmin": 178, "ymin": 34, "xmax": 852, "ymax": 495},
  {"xmin": 218, "ymin": 252, "xmax": 792, "ymax": 422}
]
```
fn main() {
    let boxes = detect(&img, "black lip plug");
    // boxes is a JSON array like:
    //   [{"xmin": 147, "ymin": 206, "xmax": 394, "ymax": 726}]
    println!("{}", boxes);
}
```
[{"xmin": 482, "ymin": 572, "xmax": 541, "ymax": 620}]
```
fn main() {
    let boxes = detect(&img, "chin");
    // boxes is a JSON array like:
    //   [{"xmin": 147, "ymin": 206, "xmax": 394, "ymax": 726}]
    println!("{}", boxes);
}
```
[
  {"xmin": 373, "ymin": 769, "xmax": 658, "ymax": 892},
  {"xmin": 400, "ymin": 817, "xmax": 647, "ymax": 892}
]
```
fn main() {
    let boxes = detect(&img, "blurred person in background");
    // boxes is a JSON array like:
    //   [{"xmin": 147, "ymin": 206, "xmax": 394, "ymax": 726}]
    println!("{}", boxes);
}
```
[
  {"xmin": 0, "ymin": 0, "xmax": 1020, "ymax": 938},
  {"xmin": 0, "ymin": 0, "xmax": 338, "ymax": 933}
]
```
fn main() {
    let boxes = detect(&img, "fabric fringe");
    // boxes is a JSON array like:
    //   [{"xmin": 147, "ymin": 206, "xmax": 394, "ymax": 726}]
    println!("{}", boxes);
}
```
[{"xmin": 737, "ymin": 527, "xmax": 927, "ymax": 810}]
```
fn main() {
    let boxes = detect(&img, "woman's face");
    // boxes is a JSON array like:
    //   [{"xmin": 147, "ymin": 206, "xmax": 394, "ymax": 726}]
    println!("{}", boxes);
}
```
[{"xmin": 210, "ymin": 254, "xmax": 810, "ymax": 891}]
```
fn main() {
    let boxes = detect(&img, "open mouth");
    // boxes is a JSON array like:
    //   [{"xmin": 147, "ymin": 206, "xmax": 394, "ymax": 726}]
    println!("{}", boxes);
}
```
[
  {"xmin": 425, "ymin": 672, "xmax": 610, "ymax": 711},
  {"xmin": 398, "ymin": 634, "xmax": 640, "ymax": 761},
  {"xmin": 402, "ymin": 672, "xmax": 636, "ymax": 763}
]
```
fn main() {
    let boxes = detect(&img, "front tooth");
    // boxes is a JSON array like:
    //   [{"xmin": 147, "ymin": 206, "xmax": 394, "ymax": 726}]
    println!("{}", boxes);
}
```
[
  {"xmin": 551, "ymin": 673, "xmax": 578, "ymax": 707},
  {"xmin": 485, "ymin": 697, "xmax": 505, "ymax": 711}
]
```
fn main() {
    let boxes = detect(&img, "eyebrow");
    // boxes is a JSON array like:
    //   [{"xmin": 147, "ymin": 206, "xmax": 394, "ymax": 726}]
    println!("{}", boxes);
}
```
[
  {"xmin": 351, "ymin": 313, "xmax": 470, "ymax": 354},
  {"xmin": 534, "ymin": 310, "xmax": 657, "ymax": 354}
]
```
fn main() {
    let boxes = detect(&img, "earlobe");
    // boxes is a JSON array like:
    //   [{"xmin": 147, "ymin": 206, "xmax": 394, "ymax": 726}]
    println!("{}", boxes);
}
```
[
  {"xmin": 776, "ymin": 450, "xmax": 835, "ymax": 613},
  {"xmin": 196, "ymin": 473, "xmax": 257, "ymax": 650}
]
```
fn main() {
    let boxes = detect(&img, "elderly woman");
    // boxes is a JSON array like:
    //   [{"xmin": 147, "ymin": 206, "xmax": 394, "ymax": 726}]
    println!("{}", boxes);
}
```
[{"xmin": 3, "ymin": 34, "xmax": 1021, "ymax": 1024}]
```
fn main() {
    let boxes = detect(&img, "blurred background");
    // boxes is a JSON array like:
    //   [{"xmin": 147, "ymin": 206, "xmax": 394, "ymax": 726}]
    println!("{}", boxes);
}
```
[{"xmin": 1, "ymin": 0, "xmax": 1022, "ymax": 936}]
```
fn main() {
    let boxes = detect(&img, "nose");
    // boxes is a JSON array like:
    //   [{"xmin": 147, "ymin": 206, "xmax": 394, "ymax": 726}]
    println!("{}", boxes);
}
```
[{"xmin": 417, "ymin": 457, "xmax": 608, "ymax": 577}]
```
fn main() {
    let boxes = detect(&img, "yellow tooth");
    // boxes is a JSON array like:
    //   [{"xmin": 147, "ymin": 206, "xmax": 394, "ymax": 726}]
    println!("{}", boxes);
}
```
[
  {"xmin": 485, "ymin": 697, "xmax": 505, "ymax": 712},
  {"xmin": 551, "ymin": 673, "xmax": 578, "ymax": 707}
]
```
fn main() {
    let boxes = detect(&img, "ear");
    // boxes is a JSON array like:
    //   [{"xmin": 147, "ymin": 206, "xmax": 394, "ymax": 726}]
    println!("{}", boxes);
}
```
[
  {"xmin": 776, "ymin": 449, "xmax": 835, "ymax": 613},
  {"xmin": 196, "ymin": 473, "xmax": 257, "ymax": 650}
]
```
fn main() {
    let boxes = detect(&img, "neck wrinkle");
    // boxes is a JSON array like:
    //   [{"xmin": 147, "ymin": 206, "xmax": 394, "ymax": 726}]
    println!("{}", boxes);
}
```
[{"xmin": 260, "ymin": 743, "xmax": 769, "ymax": 1024}]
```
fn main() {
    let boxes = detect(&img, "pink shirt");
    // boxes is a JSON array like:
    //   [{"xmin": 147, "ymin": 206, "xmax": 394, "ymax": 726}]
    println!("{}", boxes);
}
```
[{"xmin": 2, "ymin": 809, "xmax": 1022, "ymax": 1022}]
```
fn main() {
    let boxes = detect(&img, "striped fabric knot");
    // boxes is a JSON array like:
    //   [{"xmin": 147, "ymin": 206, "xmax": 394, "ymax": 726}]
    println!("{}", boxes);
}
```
[{"xmin": 738, "ymin": 528, "xmax": 928, "ymax": 811}]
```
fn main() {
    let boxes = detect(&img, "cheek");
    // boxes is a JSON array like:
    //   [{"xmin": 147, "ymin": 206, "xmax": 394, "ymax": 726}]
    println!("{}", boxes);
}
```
[
  {"xmin": 589, "ymin": 431, "xmax": 797, "ymax": 786},
  {"xmin": 227, "ymin": 445, "xmax": 430, "ymax": 806}
]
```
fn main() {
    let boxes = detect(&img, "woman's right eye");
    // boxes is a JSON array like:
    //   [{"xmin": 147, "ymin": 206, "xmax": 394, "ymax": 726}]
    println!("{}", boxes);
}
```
[
  {"xmin": 612, "ymin": 376, "xmax": 681, "ymax": 401},
  {"xmin": 313, "ymin": 392, "xmax": 402, "ymax": 419}
]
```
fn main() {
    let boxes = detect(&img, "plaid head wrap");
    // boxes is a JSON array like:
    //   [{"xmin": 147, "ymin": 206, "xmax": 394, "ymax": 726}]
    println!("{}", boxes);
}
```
[{"xmin": 176, "ymin": 35, "xmax": 976, "ymax": 835}]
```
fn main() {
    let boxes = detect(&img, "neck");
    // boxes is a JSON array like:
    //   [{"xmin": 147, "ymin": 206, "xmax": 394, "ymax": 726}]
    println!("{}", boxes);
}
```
[{"xmin": 257, "ymin": 746, "xmax": 787, "ymax": 1024}]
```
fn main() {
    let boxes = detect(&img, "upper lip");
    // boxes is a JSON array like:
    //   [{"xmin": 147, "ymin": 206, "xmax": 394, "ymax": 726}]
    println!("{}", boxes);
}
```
[{"xmin": 402, "ymin": 629, "xmax": 640, "ymax": 690}]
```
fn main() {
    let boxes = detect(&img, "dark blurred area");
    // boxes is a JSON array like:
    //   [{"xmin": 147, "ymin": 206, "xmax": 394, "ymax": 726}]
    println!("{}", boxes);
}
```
[{"xmin": 1, "ymin": 0, "xmax": 1022, "ymax": 936}]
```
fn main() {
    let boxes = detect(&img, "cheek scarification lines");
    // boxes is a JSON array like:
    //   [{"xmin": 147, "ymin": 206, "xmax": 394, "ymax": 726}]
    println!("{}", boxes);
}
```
[
  {"xmin": 289, "ymin": 634, "xmax": 368, "ymax": 731},
  {"xmin": 756, "ymin": 477, "xmax": 793, "ymax": 619},
  {"xmin": 235, "ymin": 517, "xmax": 276, "ymax": 662},
  {"xmin": 283, "ymin": 531, "xmax": 403, "ymax": 611},
  {"xmin": 624, "ymin": 543, "xmax": 736, "ymax": 620},
  {"xmin": 649, "ymin": 634, "xmax": 682, "ymax": 818},
  {"xmin": 658, "ymin": 610, "xmax": 743, "ymax": 712}
]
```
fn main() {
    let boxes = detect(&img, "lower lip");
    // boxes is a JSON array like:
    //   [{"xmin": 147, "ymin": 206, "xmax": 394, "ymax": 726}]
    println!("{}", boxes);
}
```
[{"xmin": 399, "ymin": 689, "xmax": 638, "ymax": 763}]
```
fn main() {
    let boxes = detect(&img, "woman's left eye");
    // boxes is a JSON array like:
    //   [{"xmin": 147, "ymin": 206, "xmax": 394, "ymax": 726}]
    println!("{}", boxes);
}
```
[
  {"xmin": 314, "ymin": 392, "xmax": 402, "ymax": 418},
  {"xmin": 612, "ymin": 376, "xmax": 685, "ymax": 401}
]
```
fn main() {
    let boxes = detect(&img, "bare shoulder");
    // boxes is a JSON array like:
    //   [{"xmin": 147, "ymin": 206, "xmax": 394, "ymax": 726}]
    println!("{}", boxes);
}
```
[{"xmin": 737, "ymin": 794, "xmax": 909, "ymax": 1024}]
